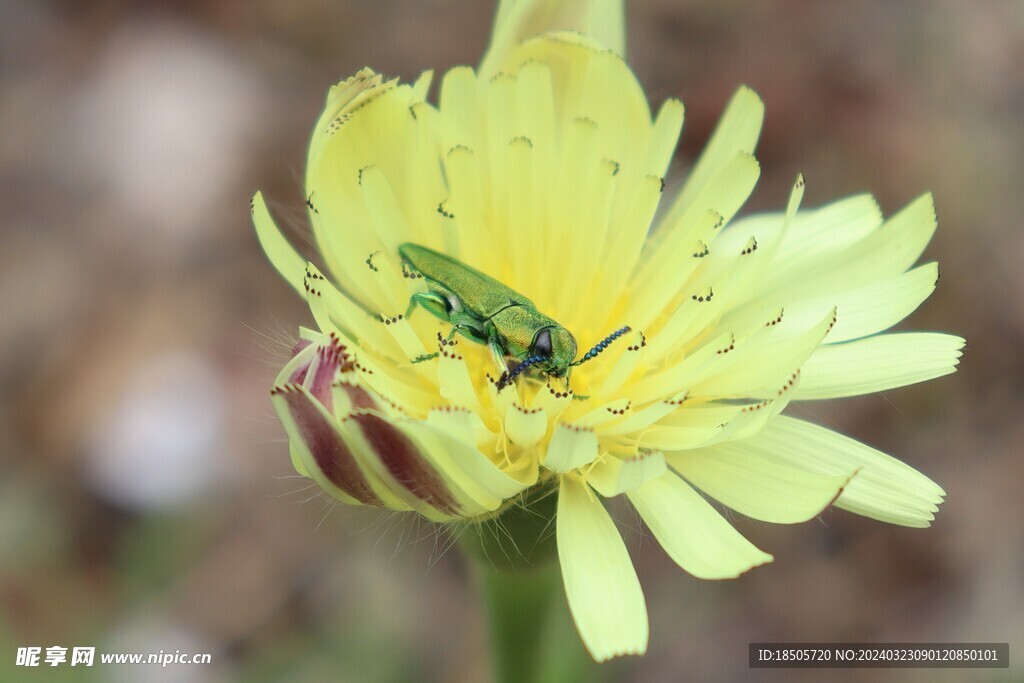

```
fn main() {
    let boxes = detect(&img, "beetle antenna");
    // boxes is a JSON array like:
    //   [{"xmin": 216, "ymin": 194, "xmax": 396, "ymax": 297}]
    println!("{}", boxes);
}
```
[
  {"xmin": 496, "ymin": 355, "xmax": 545, "ymax": 391},
  {"xmin": 570, "ymin": 326, "xmax": 632, "ymax": 367}
]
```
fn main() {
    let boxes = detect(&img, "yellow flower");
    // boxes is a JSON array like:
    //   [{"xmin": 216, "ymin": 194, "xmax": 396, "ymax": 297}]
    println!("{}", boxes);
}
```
[{"xmin": 252, "ymin": 0, "xmax": 963, "ymax": 662}]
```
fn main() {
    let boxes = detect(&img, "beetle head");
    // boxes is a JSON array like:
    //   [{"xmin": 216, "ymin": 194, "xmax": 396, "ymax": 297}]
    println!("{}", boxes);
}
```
[{"xmin": 530, "ymin": 326, "xmax": 577, "ymax": 378}]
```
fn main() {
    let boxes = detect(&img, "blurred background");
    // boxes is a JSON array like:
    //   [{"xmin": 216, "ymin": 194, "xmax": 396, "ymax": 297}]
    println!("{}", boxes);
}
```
[{"xmin": 1, "ymin": 1, "xmax": 1021, "ymax": 681}]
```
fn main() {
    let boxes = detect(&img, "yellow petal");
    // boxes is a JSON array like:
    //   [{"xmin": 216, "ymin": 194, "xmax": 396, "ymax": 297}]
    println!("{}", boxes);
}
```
[
  {"xmin": 659, "ymin": 86, "xmax": 763, "ymax": 228},
  {"xmin": 480, "ymin": 0, "xmax": 625, "ymax": 78},
  {"xmin": 591, "ymin": 329, "xmax": 646, "ymax": 399},
  {"xmin": 543, "ymin": 423, "xmax": 599, "ymax": 472},
  {"xmin": 505, "ymin": 402, "xmax": 549, "ymax": 447},
  {"xmin": 588, "ymin": 451, "xmax": 666, "ymax": 497},
  {"xmin": 557, "ymin": 476, "xmax": 647, "ymax": 661},
  {"xmin": 797, "ymin": 333, "xmax": 964, "ymax": 399},
  {"xmin": 530, "ymin": 383, "xmax": 575, "ymax": 419},
  {"xmin": 670, "ymin": 447, "xmax": 854, "ymax": 524},
  {"xmin": 728, "ymin": 416, "xmax": 945, "ymax": 527},
  {"xmin": 689, "ymin": 308, "xmax": 835, "ymax": 398},
  {"xmin": 251, "ymin": 192, "xmax": 306, "ymax": 295},
  {"xmin": 628, "ymin": 472, "xmax": 772, "ymax": 579},
  {"xmin": 437, "ymin": 341, "xmax": 486, "ymax": 415}
]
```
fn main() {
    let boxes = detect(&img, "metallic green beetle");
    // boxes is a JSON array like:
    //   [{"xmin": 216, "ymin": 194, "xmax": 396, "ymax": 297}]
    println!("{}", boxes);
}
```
[{"xmin": 398, "ymin": 243, "xmax": 630, "ymax": 390}]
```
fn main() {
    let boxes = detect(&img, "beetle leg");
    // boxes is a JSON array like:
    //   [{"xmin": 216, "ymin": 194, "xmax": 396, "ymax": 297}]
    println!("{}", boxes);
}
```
[
  {"xmin": 411, "ymin": 352, "xmax": 439, "ymax": 364},
  {"xmin": 444, "ymin": 322, "xmax": 492, "ymax": 346},
  {"xmin": 406, "ymin": 291, "xmax": 451, "ymax": 321},
  {"xmin": 450, "ymin": 321, "xmax": 491, "ymax": 345},
  {"xmin": 562, "ymin": 369, "xmax": 587, "ymax": 399},
  {"xmin": 488, "ymin": 339, "xmax": 510, "ymax": 376}
]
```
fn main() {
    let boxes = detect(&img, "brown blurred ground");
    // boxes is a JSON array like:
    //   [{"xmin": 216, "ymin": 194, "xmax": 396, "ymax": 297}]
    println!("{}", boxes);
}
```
[{"xmin": 1, "ymin": 1, "xmax": 1021, "ymax": 682}]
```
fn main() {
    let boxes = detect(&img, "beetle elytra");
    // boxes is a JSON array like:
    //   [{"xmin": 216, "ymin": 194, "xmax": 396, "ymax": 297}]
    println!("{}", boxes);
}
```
[{"xmin": 398, "ymin": 243, "xmax": 630, "ymax": 391}]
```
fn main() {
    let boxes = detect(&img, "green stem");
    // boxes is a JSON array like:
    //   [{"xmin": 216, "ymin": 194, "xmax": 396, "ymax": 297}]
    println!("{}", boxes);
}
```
[
  {"xmin": 460, "ymin": 488, "xmax": 601, "ymax": 683},
  {"xmin": 476, "ymin": 560, "xmax": 561, "ymax": 683}
]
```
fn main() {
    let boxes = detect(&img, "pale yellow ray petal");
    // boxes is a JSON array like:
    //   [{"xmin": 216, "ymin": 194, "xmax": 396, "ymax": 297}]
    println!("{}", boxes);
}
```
[
  {"xmin": 669, "ymin": 447, "xmax": 854, "ymax": 524},
  {"xmin": 505, "ymin": 402, "xmax": 549, "ymax": 447},
  {"xmin": 311, "ymin": 199, "xmax": 393, "ymax": 314},
  {"xmin": 480, "ymin": 0, "xmax": 626, "ymax": 79},
  {"xmin": 696, "ymin": 175, "xmax": 804, "ymax": 322},
  {"xmin": 574, "ymin": 47, "xmax": 651, "ymax": 171},
  {"xmin": 552, "ymin": 148, "xmax": 618, "ymax": 319},
  {"xmin": 715, "ymin": 258, "xmax": 937, "ymax": 345},
  {"xmin": 829, "ymin": 192, "xmax": 937, "ymax": 284},
  {"xmin": 305, "ymin": 74, "xmax": 449, "ymax": 306},
  {"xmin": 486, "ymin": 375, "xmax": 519, "ymax": 422},
  {"xmin": 504, "ymin": 135, "xmax": 542, "ymax": 288},
  {"xmin": 592, "ymin": 173, "xmax": 664, "ymax": 312},
  {"xmin": 628, "ymin": 472, "xmax": 772, "ymax": 579},
  {"xmin": 482, "ymin": 79, "xmax": 519, "ymax": 268},
  {"xmin": 378, "ymin": 316, "xmax": 430, "ymax": 370},
  {"xmin": 670, "ymin": 406, "xmax": 769, "ymax": 452},
  {"xmin": 657, "ymin": 86, "xmax": 763, "ymax": 231},
  {"xmin": 557, "ymin": 476, "xmax": 648, "ymax": 662},
  {"xmin": 307, "ymin": 68, "xmax": 385, "ymax": 171},
  {"xmin": 251, "ymin": 192, "xmax": 306, "ymax": 294},
  {"xmin": 627, "ymin": 331, "xmax": 736, "ymax": 405},
  {"xmin": 423, "ymin": 404, "xmax": 493, "ymax": 448},
  {"xmin": 626, "ymin": 207, "xmax": 721, "ymax": 331},
  {"xmin": 359, "ymin": 166, "xmax": 419, "ymax": 278},
  {"xmin": 644, "ymin": 399, "xmax": 764, "ymax": 450},
  {"xmin": 547, "ymin": 118, "xmax": 606, "ymax": 314},
  {"xmin": 703, "ymin": 367, "xmax": 800, "ymax": 444},
  {"xmin": 437, "ymin": 342, "xmax": 487, "ymax": 415},
  {"xmin": 307, "ymin": 84, "xmax": 403, "ymax": 251},
  {"xmin": 442, "ymin": 144, "xmax": 490, "ymax": 266},
  {"xmin": 689, "ymin": 309, "xmax": 835, "ymax": 398},
  {"xmin": 588, "ymin": 451, "xmax": 667, "ymax": 497},
  {"xmin": 506, "ymin": 35, "xmax": 651, "ymax": 155},
  {"xmin": 289, "ymin": 443, "xmax": 310, "ymax": 478},
  {"xmin": 597, "ymin": 398, "xmax": 683, "ymax": 437},
  {"xmin": 640, "ymin": 277, "xmax": 729, "ymax": 366},
  {"xmin": 591, "ymin": 329, "xmax": 647, "ymax": 400},
  {"xmin": 634, "ymin": 420, "xmax": 724, "ymax": 451},
  {"xmin": 754, "ymin": 193, "xmax": 937, "ymax": 302},
  {"xmin": 796, "ymin": 333, "xmax": 965, "ymax": 399},
  {"xmin": 733, "ymin": 416, "xmax": 945, "ymax": 527},
  {"xmin": 531, "ymin": 383, "xmax": 575, "ymax": 419},
  {"xmin": 302, "ymin": 263, "xmax": 404, "ymax": 362},
  {"xmin": 411, "ymin": 70, "xmax": 433, "ymax": 101},
  {"xmin": 515, "ymin": 59, "xmax": 558, "ymax": 158},
  {"xmin": 631, "ymin": 150, "xmax": 760, "ymax": 329},
  {"xmin": 644, "ymin": 98, "xmax": 685, "ymax": 176},
  {"xmin": 439, "ymin": 66, "xmax": 483, "ymax": 153},
  {"xmin": 543, "ymin": 423, "xmax": 600, "ymax": 472},
  {"xmin": 574, "ymin": 398, "xmax": 633, "ymax": 429},
  {"xmin": 768, "ymin": 263, "xmax": 938, "ymax": 344},
  {"xmin": 721, "ymin": 193, "xmax": 883, "ymax": 290}
]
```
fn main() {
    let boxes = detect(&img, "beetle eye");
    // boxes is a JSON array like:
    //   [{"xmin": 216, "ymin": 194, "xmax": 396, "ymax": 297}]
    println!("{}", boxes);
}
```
[{"xmin": 533, "ymin": 328, "xmax": 553, "ymax": 358}]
